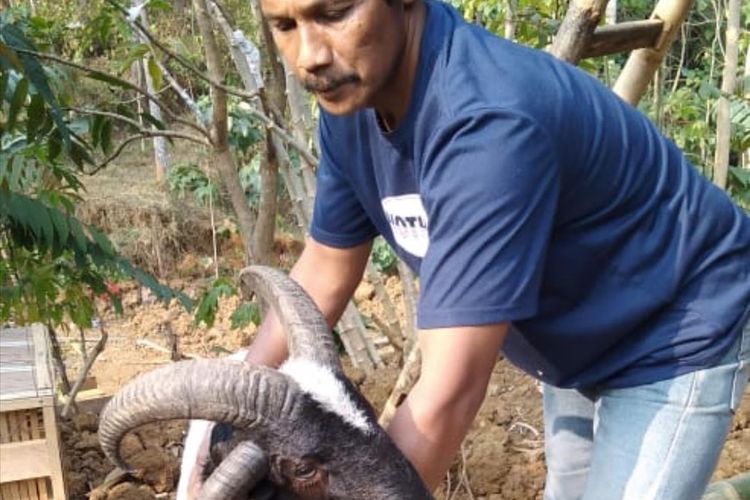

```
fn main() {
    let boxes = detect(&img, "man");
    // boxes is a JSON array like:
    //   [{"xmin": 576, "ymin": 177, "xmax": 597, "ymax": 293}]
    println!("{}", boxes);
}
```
[{"xmin": 181, "ymin": 0, "xmax": 750, "ymax": 498}]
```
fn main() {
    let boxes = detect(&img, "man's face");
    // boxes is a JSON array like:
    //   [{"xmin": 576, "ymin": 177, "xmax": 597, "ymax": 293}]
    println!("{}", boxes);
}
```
[{"xmin": 261, "ymin": 0, "xmax": 409, "ymax": 115}]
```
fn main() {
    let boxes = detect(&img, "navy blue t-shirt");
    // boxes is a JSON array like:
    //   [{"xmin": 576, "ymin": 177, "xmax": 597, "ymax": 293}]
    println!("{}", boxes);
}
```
[{"xmin": 310, "ymin": 0, "xmax": 750, "ymax": 388}]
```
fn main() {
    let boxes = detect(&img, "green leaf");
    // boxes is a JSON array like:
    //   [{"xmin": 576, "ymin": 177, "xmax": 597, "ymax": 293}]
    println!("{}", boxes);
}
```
[
  {"xmin": 88, "ymin": 225, "xmax": 115, "ymax": 257},
  {"xmin": 47, "ymin": 128, "xmax": 62, "ymax": 160},
  {"xmin": 229, "ymin": 302, "xmax": 260, "ymax": 329},
  {"xmin": 25, "ymin": 92, "xmax": 44, "ymax": 141},
  {"xmin": 117, "ymin": 43, "xmax": 150, "ymax": 74},
  {"xmin": 100, "ymin": 118, "xmax": 113, "ymax": 154},
  {"xmin": 86, "ymin": 70, "xmax": 134, "ymax": 90},
  {"xmin": 0, "ymin": 66, "xmax": 8, "ymax": 102},
  {"xmin": 147, "ymin": 56, "xmax": 162, "ymax": 92},
  {"xmin": 7, "ymin": 76, "xmax": 28, "ymax": 132},
  {"xmin": 140, "ymin": 111, "xmax": 166, "ymax": 130},
  {"xmin": 698, "ymin": 82, "xmax": 721, "ymax": 100},
  {"xmin": 49, "ymin": 207, "xmax": 69, "ymax": 249},
  {"xmin": 1, "ymin": 23, "xmax": 70, "ymax": 146},
  {"xmin": 193, "ymin": 278, "xmax": 235, "ymax": 328},
  {"xmin": 730, "ymin": 167, "xmax": 750, "ymax": 188},
  {"xmin": 91, "ymin": 114, "xmax": 104, "ymax": 149},
  {"xmin": 0, "ymin": 41, "xmax": 23, "ymax": 71},
  {"xmin": 116, "ymin": 103, "xmax": 137, "ymax": 121},
  {"xmin": 148, "ymin": 0, "xmax": 173, "ymax": 12}
]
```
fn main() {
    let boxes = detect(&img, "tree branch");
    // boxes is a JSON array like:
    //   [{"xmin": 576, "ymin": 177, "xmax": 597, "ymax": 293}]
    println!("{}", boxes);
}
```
[
  {"xmin": 85, "ymin": 131, "xmax": 208, "ymax": 175},
  {"xmin": 12, "ymin": 47, "xmax": 208, "ymax": 137},
  {"xmin": 105, "ymin": 0, "xmax": 260, "ymax": 102},
  {"xmin": 67, "ymin": 107, "xmax": 210, "ymax": 141}
]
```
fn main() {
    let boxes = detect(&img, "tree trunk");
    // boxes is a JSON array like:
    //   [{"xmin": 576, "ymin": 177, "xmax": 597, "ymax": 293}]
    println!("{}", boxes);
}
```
[
  {"xmin": 254, "ymin": 144, "xmax": 279, "ymax": 265},
  {"xmin": 132, "ymin": 1, "xmax": 170, "ymax": 182},
  {"xmin": 548, "ymin": 0, "xmax": 609, "ymax": 63},
  {"xmin": 713, "ymin": 0, "xmax": 740, "ymax": 189},
  {"xmin": 504, "ymin": 0, "xmax": 517, "ymax": 41},
  {"xmin": 605, "ymin": 0, "xmax": 617, "ymax": 25},
  {"xmin": 194, "ymin": 0, "xmax": 257, "ymax": 263},
  {"xmin": 612, "ymin": 0, "xmax": 695, "ymax": 105}
]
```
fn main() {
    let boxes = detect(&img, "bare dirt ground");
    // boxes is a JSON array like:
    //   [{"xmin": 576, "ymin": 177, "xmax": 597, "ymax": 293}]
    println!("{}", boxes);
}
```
[{"xmin": 59, "ymin": 155, "xmax": 749, "ymax": 499}]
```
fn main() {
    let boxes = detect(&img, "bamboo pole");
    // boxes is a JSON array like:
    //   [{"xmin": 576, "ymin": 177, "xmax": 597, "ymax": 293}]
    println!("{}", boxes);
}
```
[
  {"xmin": 712, "ymin": 0, "xmax": 741, "ymax": 189},
  {"xmin": 612, "ymin": 0, "xmax": 695, "ymax": 105}
]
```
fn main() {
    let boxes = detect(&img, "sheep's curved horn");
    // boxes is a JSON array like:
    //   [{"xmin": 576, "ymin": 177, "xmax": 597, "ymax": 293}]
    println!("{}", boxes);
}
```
[
  {"xmin": 239, "ymin": 265, "xmax": 341, "ymax": 370},
  {"xmin": 199, "ymin": 440, "xmax": 269, "ymax": 499},
  {"xmin": 98, "ymin": 359, "xmax": 301, "ymax": 472}
]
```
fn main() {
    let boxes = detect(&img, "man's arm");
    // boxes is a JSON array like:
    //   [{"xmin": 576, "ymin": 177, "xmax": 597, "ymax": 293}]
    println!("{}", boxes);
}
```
[
  {"xmin": 244, "ymin": 236, "xmax": 373, "ymax": 366},
  {"xmin": 386, "ymin": 323, "xmax": 508, "ymax": 490}
]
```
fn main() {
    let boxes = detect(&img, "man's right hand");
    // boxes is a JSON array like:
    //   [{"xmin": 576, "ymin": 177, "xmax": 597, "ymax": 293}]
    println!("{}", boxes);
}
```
[{"xmin": 176, "ymin": 419, "xmax": 215, "ymax": 500}]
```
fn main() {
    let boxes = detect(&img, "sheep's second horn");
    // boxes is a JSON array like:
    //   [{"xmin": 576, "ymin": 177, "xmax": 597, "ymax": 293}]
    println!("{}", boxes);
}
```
[{"xmin": 239, "ymin": 265, "xmax": 341, "ymax": 370}]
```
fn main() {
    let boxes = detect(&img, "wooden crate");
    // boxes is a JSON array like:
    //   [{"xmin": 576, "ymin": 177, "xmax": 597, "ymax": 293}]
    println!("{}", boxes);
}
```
[{"xmin": 0, "ymin": 325, "xmax": 66, "ymax": 500}]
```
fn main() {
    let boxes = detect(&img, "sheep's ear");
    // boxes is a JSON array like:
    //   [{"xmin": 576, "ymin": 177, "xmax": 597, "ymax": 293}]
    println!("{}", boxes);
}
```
[{"xmin": 239, "ymin": 266, "xmax": 342, "ymax": 371}]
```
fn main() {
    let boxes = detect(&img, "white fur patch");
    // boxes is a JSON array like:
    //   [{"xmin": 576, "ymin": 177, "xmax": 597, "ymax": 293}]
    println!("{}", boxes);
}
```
[{"xmin": 280, "ymin": 358, "xmax": 374, "ymax": 434}]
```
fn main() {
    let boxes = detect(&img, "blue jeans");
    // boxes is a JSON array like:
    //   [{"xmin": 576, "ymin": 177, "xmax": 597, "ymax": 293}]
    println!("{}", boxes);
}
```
[{"xmin": 543, "ymin": 321, "xmax": 750, "ymax": 500}]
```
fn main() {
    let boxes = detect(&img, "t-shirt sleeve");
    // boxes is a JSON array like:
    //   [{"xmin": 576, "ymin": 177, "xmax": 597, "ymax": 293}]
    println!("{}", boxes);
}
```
[
  {"xmin": 310, "ymin": 113, "xmax": 379, "ymax": 248},
  {"xmin": 417, "ymin": 109, "xmax": 560, "ymax": 329}
]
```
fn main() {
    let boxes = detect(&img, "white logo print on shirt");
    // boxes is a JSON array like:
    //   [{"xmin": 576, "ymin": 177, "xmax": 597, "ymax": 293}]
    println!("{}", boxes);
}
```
[{"xmin": 381, "ymin": 194, "xmax": 430, "ymax": 258}]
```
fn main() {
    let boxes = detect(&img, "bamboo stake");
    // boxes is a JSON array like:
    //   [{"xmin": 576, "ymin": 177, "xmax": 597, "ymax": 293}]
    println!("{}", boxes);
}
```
[{"xmin": 378, "ymin": 346, "xmax": 421, "ymax": 427}]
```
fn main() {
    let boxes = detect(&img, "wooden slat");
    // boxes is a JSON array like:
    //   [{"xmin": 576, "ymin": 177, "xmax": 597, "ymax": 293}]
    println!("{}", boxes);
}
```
[
  {"xmin": 29, "ymin": 410, "xmax": 43, "ymax": 440},
  {"xmin": 37, "ymin": 478, "xmax": 50, "ymax": 500},
  {"xmin": 18, "ymin": 411, "xmax": 31, "ymax": 442},
  {"xmin": 42, "ymin": 405, "xmax": 66, "ymax": 500},
  {"xmin": 21, "ymin": 478, "xmax": 36, "ymax": 499},
  {"xmin": 7, "ymin": 411, "xmax": 19, "ymax": 443},
  {"xmin": 0, "ymin": 439, "xmax": 51, "ymax": 482},
  {"xmin": 2, "ymin": 481, "xmax": 22, "ymax": 500},
  {"xmin": 583, "ymin": 19, "xmax": 664, "ymax": 58},
  {"xmin": 30, "ymin": 325, "xmax": 53, "ymax": 395},
  {"xmin": 0, "ymin": 398, "xmax": 48, "ymax": 412},
  {"xmin": 0, "ymin": 413, "xmax": 11, "ymax": 444}
]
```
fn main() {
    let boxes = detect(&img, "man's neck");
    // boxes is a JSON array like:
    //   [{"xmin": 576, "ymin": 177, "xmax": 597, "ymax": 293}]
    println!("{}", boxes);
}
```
[{"xmin": 373, "ymin": 0, "xmax": 426, "ymax": 131}]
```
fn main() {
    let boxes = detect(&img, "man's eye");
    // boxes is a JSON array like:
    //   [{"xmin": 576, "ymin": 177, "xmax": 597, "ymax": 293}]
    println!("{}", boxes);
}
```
[
  {"xmin": 321, "ymin": 6, "xmax": 350, "ymax": 21},
  {"xmin": 273, "ymin": 19, "xmax": 296, "ymax": 32}
]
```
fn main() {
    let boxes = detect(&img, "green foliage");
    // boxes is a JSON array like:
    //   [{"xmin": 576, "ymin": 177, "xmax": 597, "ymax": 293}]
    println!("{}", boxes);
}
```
[
  {"xmin": 371, "ymin": 236, "xmax": 397, "ymax": 275},
  {"xmin": 193, "ymin": 277, "xmax": 235, "ymax": 328},
  {"xmin": 167, "ymin": 162, "xmax": 220, "ymax": 207},
  {"xmin": 728, "ymin": 167, "xmax": 750, "ymax": 209},
  {"xmin": 1, "ymin": 12, "xmax": 191, "ymax": 331},
  {"xmin": 192, "ymin": 277, "xmax": 261, "ymax": 330},
  {"xmin": 230, "ymin": 301, "xmax": 261, "ymax": 330}
]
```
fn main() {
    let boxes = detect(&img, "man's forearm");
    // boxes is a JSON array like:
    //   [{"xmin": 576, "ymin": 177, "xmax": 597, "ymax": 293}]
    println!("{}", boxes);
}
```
[
  {"xmin": 386, "ymin": 377, "xmax": 486, "ymax": 490},
  {"xmin": 386, "ymin": 324, "xmax": 508, "ymax": 491}
]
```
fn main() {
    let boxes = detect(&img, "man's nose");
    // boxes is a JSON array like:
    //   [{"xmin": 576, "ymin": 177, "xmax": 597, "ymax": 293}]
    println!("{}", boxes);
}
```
[{"xmin": 297, "ymin": 25, "xmax": 332, "ymax": 73}]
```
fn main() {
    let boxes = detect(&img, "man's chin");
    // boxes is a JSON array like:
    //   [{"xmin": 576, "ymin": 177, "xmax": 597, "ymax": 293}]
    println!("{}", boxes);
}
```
[
  {"xmin": 316, "ymin": 99, "xmax": 362, "ymax": 116},
  {"xmin": 315, "ymin": 87, "xmax": 369, "ymax": 116}
]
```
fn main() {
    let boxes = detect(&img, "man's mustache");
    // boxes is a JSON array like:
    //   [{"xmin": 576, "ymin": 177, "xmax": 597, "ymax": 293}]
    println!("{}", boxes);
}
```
[{"xmin": 302, "ymin": 73, "xmax": 359, "ymax": 93}]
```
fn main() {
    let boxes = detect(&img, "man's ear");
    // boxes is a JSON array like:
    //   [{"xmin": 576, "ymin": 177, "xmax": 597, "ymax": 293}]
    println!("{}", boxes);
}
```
[{"xmin": 402, "ymin": 0, "xmax": 419, "ymax": 8}]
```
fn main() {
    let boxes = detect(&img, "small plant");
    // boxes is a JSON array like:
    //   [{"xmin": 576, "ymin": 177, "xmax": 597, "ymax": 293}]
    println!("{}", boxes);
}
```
[
  {"xmin": 372, "ymin": 236, "xmax": 397, "ymax": 274},
  {"xmin": 167, "ymin": 162, "xmax": 219, "ymax": 207}
]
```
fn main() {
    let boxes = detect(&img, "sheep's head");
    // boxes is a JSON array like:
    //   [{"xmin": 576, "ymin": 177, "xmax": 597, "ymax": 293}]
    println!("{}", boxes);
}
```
[{"xmin": 98, "ymin": 266, "xmax": 432, "ymax": 500}]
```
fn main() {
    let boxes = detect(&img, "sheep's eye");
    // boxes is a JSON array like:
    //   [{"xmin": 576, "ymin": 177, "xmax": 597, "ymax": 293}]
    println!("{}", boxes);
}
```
[{"xmin": 294, "ymin": 461, "xmax": 317, "ymax": 479}]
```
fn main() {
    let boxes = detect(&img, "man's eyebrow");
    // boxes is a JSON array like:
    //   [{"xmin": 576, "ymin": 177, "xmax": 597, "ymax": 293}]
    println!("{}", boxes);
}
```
[{"xmin": 264, "ymin": 0, "xmax": 352, "ymax": 18}]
